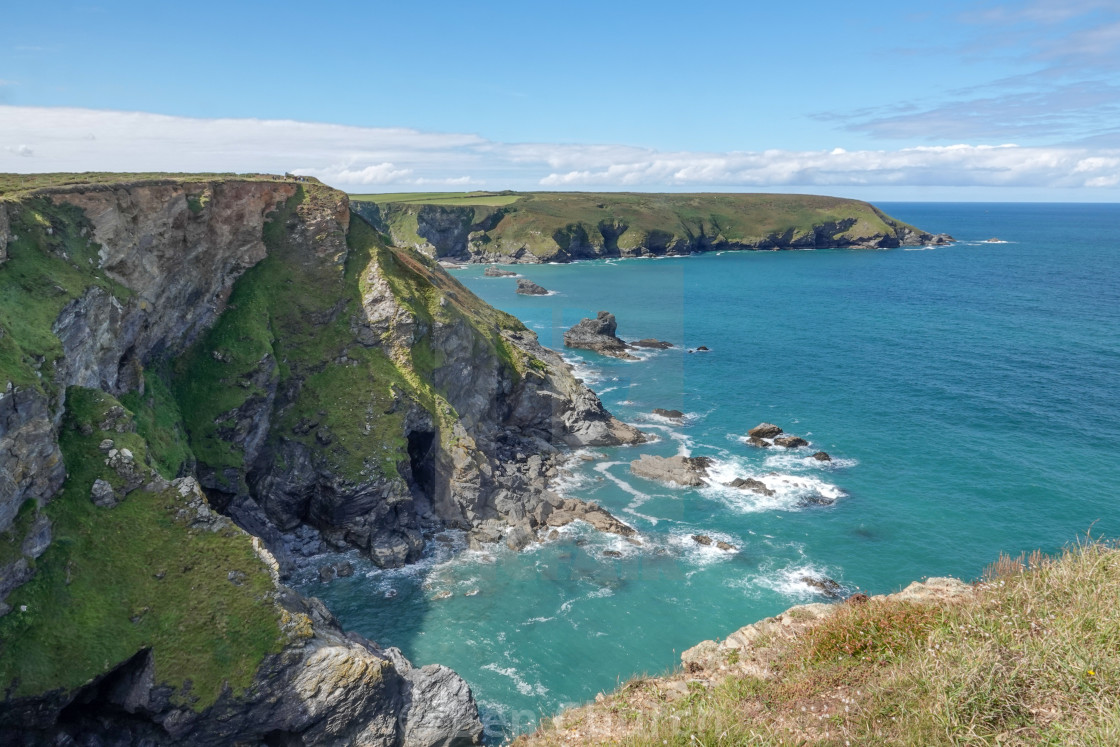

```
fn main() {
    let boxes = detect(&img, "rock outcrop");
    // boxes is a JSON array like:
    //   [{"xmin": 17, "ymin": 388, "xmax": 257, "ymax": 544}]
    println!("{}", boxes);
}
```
[
  {"xmin": 564, "ymin": 311, "xmax": 637, "ymax": 360},
  {"xmin": 484, "ymin": 265, "xmax": 517, "ymax": 277},
  {"xmin": 631, "ymin": 338, "xmax": 672, "ymax": 349},
  {"xmin": 652, "ymin": 408, "xmax": 684, "ymax": 420},
  {"xmin": 515, "ymin": 278, "xmax": 549, "ymax": 295},
  {"xmin": 630, "ymin": 454, "xmax": 712, "ymax": 487}
]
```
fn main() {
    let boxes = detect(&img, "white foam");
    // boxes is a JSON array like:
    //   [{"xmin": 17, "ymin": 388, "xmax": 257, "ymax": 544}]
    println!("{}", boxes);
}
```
[
  {"xmin": 734, "ymin": 560, "xmax": 843, "ymax": 601},
  {"xmin": 594, "ymin": 461, "xmax": 662, "ymax": 525},
  {"xmin": 700, "ymin": 457, "xmax": 846, "ymax": 512},
  {"xmin": 481, "ymin": 663, "xmax": 549, "ymax": 697},
  {"xmin": 666, "ymin": 529, "xmax": 741, "ymax": 566}
]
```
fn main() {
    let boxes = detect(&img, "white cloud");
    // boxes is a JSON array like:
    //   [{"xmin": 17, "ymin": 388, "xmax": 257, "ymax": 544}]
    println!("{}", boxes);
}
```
[{"xmin": 0, "ymin": 105, "xmax": 1117, "ymax": 196}]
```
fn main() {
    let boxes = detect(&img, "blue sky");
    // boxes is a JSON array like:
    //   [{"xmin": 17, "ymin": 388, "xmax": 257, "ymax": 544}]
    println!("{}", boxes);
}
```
[{"xmin": 1, "ymin": 0, "xmax": 1118, "ymax": 200}]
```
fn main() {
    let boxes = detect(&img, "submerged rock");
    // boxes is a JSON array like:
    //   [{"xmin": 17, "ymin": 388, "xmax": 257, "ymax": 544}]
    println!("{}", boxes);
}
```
[
  {"xmin": 774, "ymin": 436, "xmax": 809, "ymax": 449},
  {"xmin": 630, "ymin": 454, "xmax": 711, "ymax": 487},
  {"xmin": 630, "ymin": 338, "xmax": 673, "ymax": 349},
  {"xmin": 563, "ymin": 311, "xmax": 637, "ymax": 360},
  {"xmin": 726, "ymin": 477, "xmax": 775, "ymax": 497},
  {"xmin": 800, "ymin": 575, "xmax": 845, "ymax": 599},
  {"xmin": 516, "ymin": 278, "xmax": 549, "ymax": 295}
]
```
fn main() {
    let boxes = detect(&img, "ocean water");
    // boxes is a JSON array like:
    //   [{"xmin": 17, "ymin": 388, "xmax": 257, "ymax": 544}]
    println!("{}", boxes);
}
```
[{"xmin": 302, "ymin": 203, "xmax": 1120, "ymax": 741}]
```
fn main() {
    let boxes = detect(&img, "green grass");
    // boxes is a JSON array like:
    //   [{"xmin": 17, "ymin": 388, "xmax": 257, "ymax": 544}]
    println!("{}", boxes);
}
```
[
  {"xmin": 0, "ymin": 199, "xmax": 131, "ymax": 393},
  {"xmin": 521, "ymin": 540, "xmax": 1120, "ymax": 746},
  {"xmin": 0, "ymin": 387, "xmax": 286, "ymax": 709},
  {"xmin": 0, "ymin": 172, "xmax": 304, "ymax": 199},
  {"xmin": 351, "ymin": 191, "xmax": 524, "ymax": 206}
]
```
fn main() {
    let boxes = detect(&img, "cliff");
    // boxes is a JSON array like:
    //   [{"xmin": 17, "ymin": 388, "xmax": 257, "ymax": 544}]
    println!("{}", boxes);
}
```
[
  {"xmin": 351, "ymin": 191, "xmax": 952, "ymax": 264},
  {"xmin": 0, "ymin": 173, "xmax": 641, "ymax": 744}
]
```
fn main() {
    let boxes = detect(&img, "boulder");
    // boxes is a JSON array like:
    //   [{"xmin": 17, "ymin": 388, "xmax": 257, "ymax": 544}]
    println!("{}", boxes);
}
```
[
  {"xmin": 746, "ymin": 436, "xmax": 770, "ymax": 449},
  {"xmin": 716, "ymin": 541, "xmax": 735, "ymax": 551},
  {"xmin": 602, "ymin": 550, "xmax": 623, "ymax": 558},
  {"xmin": 726, "ymin": 477, "xmax": 775, "ymax": 497},
  {"xmin": 748, "ymin": 423, "xmax": 783, "ymax": 439},
  {"xmin": 515, "ymin": 278, "xmax": 549, "ymax": 295},
  {"xmin": 812, "ymin": 451, "xmax": 831, "ymax": 461},
  {"xmin": 652, "ymin": 408, "xmax": 684, "ymax": 420},
  {"xmin": 774, "ymin": 436, "xmax": 809, "ymax": 449},
  {"xmin": 630, "ymin": 339, "xmax": 673, "ymax": 349},
  {"xmin": 90, "ymin": 479, "xmax": 119, "ymax": 508},
  {"xmin": 483, "ymin": 265, "xmax": 517, "ymax": 277},
  {"xmin": 692, "ymin": 534, "xmax": 712, "ymax": 546},
  {"xmin": 630, "ymin": 454, "xmax": 711, "ymax": 487},
  {"xmin": 563, "ymin": 311, "xmax": 637, "ymax": 360}
]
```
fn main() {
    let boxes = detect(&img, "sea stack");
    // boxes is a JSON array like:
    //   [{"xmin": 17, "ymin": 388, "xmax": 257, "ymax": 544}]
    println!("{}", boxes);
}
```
[{"xmin": 564, "ymin": 311, "xmax": 638, "ymax": 360}]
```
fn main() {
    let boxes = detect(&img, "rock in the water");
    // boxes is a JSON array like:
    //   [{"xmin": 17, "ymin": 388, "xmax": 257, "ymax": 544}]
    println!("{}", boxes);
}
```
[
  {"xmin": 812, "ymin": 451, "xmax": 832, "ymax": 461},
  {"xmin": 726, "ymin": 477, "xmax": 775, "ymax": 497},
  {"xmin": 652, "ymin": 408, "xmax": 685, "ymax": 420},
  {"xmin": 715, "ymin": 541, "xmax": 735, "ymax": 551},
  {"xmin": 630, "ymin": 338, "xmax": 673, "ymax": 349},
  {"xmin": 336, "ymin": 561, "xmax": 354, "ymax": 578},
  {"xmin": 602, "ymin": 550, "xmax": 623, "ymax": 558},
  {"xmin": 563, "ymin": 311, "xmax": 637, "ymax": 360},
  {"xmin": 800, "ymin": 575, "xmax": 845, "ymax": 599},
  {"xmin": 695, "ymin": 345, "xmax": 709, "ymax": 351},
  {"xmin": 774, "ymin": 436, "xmax": 809, "ymax": 448},
  {"xmin": 746, "ymin": 436, "xmax": 770, "ymax": 449},
  {"xmin": 515, "ymin": 278, "xmax": 549, "ymax": 295},
  {"xmin": 692, "ymin": 534, "xmax": 712, "ymax": 546},
  {"xmin": 90, "ymin": 479, "xmax": 119, "ymax": 508},
  {"xmin": 629, "ymin": 454, "xmax": 711, "ymax": 487},
  {"xmin": 484, "ymin": 265, "xmax": 517, "ymax": 277},
  {"xmin": 545, "ymin": 498, "xmax": 636, "ymax": 538},
  {"xmin": 319, "ymin": 565, "xmax": 336, "ymax": 583},
  {"xmin": 748, "ymin": 423, "xmax": 783, "ymax": 439}
]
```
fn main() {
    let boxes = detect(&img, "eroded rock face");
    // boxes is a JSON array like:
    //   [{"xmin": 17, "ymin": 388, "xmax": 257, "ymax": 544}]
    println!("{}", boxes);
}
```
[
  {"xmin": 0, "ymin": 203, "xmax": 10, "ymax": 264},
  {"xmin": 564, "ymin": 311, "xmax": 637, "ymax": 360}
]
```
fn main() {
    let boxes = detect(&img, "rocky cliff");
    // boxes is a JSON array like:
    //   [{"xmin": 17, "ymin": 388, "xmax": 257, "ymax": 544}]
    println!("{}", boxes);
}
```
[
  {"xmin": 0, "ymin": 174, "xmax": 641, "ymax": 744},
  {"xmin": 354, "ymin": 192, "xmax": 952, "ymax": 264}
]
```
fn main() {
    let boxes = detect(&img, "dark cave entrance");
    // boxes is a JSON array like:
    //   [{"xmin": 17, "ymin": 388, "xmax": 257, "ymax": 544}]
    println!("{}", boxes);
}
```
[{"xmin": 407, "ymin": 430, "xmax": 437, "ymax": 501}]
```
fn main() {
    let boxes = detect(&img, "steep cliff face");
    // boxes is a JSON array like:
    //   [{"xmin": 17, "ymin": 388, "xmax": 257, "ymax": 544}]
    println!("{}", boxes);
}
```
[
  {"xmin": 0, "ymin": 174, "xmax": 643, "ymax": 743},
  {"xmin": 360, "ymin": 192, "xmax": 952, "ymax": 263}
]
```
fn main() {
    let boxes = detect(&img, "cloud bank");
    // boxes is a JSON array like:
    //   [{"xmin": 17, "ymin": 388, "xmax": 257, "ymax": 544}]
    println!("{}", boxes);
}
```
[{"xmin": 0, "ymin": 106, "xmax": 1117, "ymax": 196}]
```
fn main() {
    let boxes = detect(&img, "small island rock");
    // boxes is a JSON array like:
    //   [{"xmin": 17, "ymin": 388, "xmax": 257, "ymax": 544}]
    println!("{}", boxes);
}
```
[
  {"xmin": 564, "ymin": 311, "xmax": 637, "ymax": 360},
  {"xmin": 774, "ymin": 436, "xmax": 809, "ymax": 449},
  {"xmin": 748, "ymin": 423, "xmax": 783, "ymax": 439},
  {"xmin": 652, "ymin": 408, "xmax": 685, "ymax": 420},
  {"xmin": 726, "ymin": 477, "xmax": 775, "ymax": 497},
  {"xmin": 812, "ymin": 451, "xmax": 832, "ymax": 461},
  {"xmin": 516, "ymin": 278, "xmax": 549, "ymax": 295},
  {"xmin": 484, "ymin": 265, "xmax": 517, "ymax": 277},
  {"xmin": 630, "ymin": 454, "xmax": 712, "ymax": 487}
]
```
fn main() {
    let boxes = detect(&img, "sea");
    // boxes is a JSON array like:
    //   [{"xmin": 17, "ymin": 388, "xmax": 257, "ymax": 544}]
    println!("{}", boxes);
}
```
[{"xmin": 299, "ymin": 203, "xmax": 1120, "ymax": 742}]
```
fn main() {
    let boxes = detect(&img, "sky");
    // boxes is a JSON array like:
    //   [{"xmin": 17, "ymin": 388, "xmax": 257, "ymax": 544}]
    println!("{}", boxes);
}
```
[{"xmin": 1, "ymin": 0, "xmax": 1118, "ymax": 200}]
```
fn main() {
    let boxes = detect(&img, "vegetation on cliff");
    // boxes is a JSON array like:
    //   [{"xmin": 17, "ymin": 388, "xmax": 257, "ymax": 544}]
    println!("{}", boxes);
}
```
[
  {"xmin": 519, "ymin": 540, "xmax": 1120, "ymax": 746},
  {"xmin": 353, "ymin": 191, "xmax": 941, "ymax": 263},
  {"xmin": 0, "ymin": 387, "xmax": 286, "ymax": 708}
]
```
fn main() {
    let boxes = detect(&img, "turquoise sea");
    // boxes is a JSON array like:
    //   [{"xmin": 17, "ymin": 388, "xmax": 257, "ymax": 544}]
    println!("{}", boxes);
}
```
[{"xmin": 302, "ymin": 203, "xmax": 1120, "ymax": 741}]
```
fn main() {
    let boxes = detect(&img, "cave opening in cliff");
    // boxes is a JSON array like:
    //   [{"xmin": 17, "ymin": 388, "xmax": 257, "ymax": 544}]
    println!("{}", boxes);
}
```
[{"xmin": 407, "ymin": 430, "xmax": 437, "ymax": 501}]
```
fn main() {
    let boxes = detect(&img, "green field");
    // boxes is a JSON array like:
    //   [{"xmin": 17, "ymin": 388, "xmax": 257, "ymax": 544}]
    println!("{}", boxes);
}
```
[{"xmin": 350, "ymin": 191, "xmax": 525, "ymax": 206}]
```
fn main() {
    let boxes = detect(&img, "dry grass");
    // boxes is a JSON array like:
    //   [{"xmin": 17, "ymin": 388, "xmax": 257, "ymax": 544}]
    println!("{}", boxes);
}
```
[{"xmin": 518, "ymin": 539, "xmax": 1120, "ymax": 746}]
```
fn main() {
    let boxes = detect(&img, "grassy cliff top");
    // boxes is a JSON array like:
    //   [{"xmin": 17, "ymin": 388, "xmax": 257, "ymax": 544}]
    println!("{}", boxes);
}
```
[
  {"xmin": 0, "ymin": 172, "xmax": 318, "ymax": 199},
  {"xmin": 519, "ymin": 540, "xmax": 1120, "ymax": 746}
]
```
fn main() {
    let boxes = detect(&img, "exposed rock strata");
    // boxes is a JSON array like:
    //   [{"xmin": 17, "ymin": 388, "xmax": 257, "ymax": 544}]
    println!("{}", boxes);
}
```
[{"xmin": 564, "ymin": 311, "xmax": 637, "ymax": 360}]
